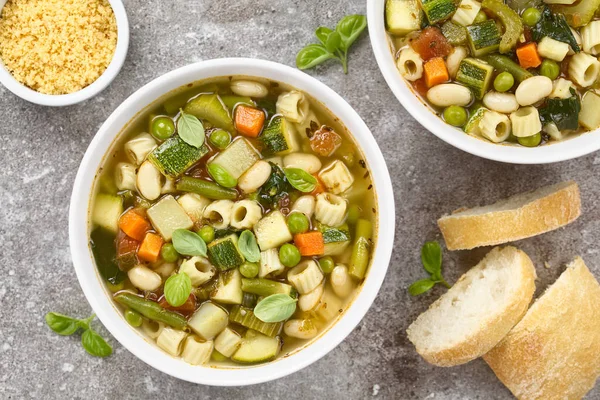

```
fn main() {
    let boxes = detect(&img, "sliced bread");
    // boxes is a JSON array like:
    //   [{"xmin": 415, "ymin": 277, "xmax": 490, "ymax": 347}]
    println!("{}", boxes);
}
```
[
  {"xmin": 407, "ymin": 246, "xmax": 536, "ymax": 367},
  {"xmin": 484, "ymin": 257, "xmax": 600, "ymax": 400},
  {"xmin": 438, "ymin": 181, "xmax": 581, "ymax": 251}
]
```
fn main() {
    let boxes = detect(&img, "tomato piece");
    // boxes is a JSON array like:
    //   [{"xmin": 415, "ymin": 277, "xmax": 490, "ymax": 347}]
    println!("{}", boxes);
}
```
[
  {"xmin": 116, "ymin": 232, "xmax": 139, "ymax": 271},
  {"xmin": 310, "ymin": 126, "xmax": 342, "ymax": 157},
  {"xmin": 410, "ymin": 27, "xmax": 452, "ymax": 61},
  {"xmin": 412, "ymin": 77, "xmax": 430, "ymax": 98},
  {"xmin": 159, "ymin": 294, "xmax": 197, "ymax": 316}
]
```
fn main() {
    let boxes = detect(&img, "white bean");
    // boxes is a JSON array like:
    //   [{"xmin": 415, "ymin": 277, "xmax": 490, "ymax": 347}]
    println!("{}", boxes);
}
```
[
  {"xmin": 330, "ymin": 265, "xmax": 354, "ymax": 298},
  {"xmin": 515, "ymin": 76, "xmax": 553, "ymax": 106},
  {"xmin": 291, "ymin": 195, "xmax": 316, "ymax": 219},
  {"xmin": 128, "ymin": 265, "xmax": 162, "ymax": 291},
  {"xmin": 230, "ymin": 80, "xmax": 269, "ymax": 98},
  {"xmin": 283, "ymin": 153, "xmax": 322, "ymax": 174},
  {"xmin": 483, "ymin": 92, "xmax": 519, "ymax": 113},
  {"xmin": 136, "ymin": 161, "xmax": 164, "ymax": 201},
  {"xmin": 446, "ymin": 46, "xmax": 467, "ymax": 78},
  {"xmin": 426, "ymin": 84, "xmax": 472, "ymax": 107},
  {"xmin": 283, "ymin": 319, "xmax": 318, "ymax": 339},
  {"xmin": 238, "ymin": 160, "xmax": 271, "ymax": 193}
]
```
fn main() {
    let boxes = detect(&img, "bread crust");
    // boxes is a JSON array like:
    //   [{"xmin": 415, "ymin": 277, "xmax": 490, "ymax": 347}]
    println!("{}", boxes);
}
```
[
  {"xmin": 408, "ymin": 247, "xmax": 537, "ymax": 367},
  {"xmin": 484, "ymin": 258, "xmax": 600, "ymax": 400},
  {"xmin": 438, "ymin": 181, "xmax": 581, "ymax": 251}
]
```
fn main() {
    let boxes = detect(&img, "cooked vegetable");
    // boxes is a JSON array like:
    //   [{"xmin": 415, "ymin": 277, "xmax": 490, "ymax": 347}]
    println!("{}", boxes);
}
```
[
  {"xmin": 92, "ymin": 194, "xmax": 122, "ymax": 233},
  {"xmin": 456, "ymin": 57, "xmax": 494, "ymax": 99},
  {"xmin": 241, "ymin": 278, "xmax": 295, "ymax": 297},
  {"xmin": 261, "ymin": 116, "xmax": 299, "ymax": 155},
  {"xmin": 466, "ymin": 19, "xmax": 501, "ymax": 56},
  {"xmin": 533, "ymin": 7, "xmax": 580, "ymax": 50},
  {"xmin": 235, "ymin": 105, "xmax": 266, "ymax": 138},
  {"xmin": 211, "ymin": 269, "xmax": 243, "ymax": 305},
  {"xmin": 349, "ymin": 219, "xmax": 373, "ymax": 279},
  {"xmin": 114, "ymin": 293, "xmax": 187, "ymax": 329},
  {"xmin": 386, "ymin": 0, "xmax": 423, "ymax": 35},
  {"xmin": 551, "ymin": 0, "xmax": 600, "ymax": 27},
  {"xmin": 147, "ymin": 195, "xmax": 194, "ymax": 241},
  {"xmin": 279, "ymin": 243, "xmax": 302, "ymax": 267},
  {"xmin": 515, "ymin": 75, "xmax": 553, "ymax": 105},
  {"xmin": 138, "ymin": 232, "xmax": 164, "ymax": 263},
  {"xmin": 229, "ymin": 306, "xmax": 283, "ymax": 337},
  {"xmin": 481, "ymin": 0, "xmax": 523, "ymax": 53},
  {"xmin": 207, "ymin": 234, "xmax": 245, "ymax": 271},
  {"xmin": 147, "ymin": 136, "xmax": 209, "ymax": 178},
  {"xmin": 421, "ymin": 0, "xmax": 457, "ymax": 24},
  {"xmin": 116, "ymin": 235, "xmax": 138, "ymax": 271},
  {"xmin": 537, "ymin": 36, "xmax": 570, "ymax": 61},
  {"xmin": 176, "ymin": 176, "xmax": 238, "ymax": 200},
  {"xmin": 294, "ymin": 231, "xmax": 325, "ymax": 256},
  {"xmin": 443, "ymin": 106, "xmax": 468, "ymax": 127},
  {"xmin": 231, "ymin": 330, "xmax": 281, "ymax": 363},
  {"xmin": 254, "ymin": 211, "xmax": 293, "ymax": 251},
  {"xmin": 452, "ymin": 0, "xmax": 481, "ymax": 26},
  {"xmin": 482, "ymin": 54, "xmax": 533, "ymax": 82},
  {"xmin": 516, "ymin": 42, "xmax": 542, "ymax": 68},
  {"xmin": 209, "ymin": 129, "xmax": 231, "ymax": 149},
  {"xmin": 522, "ymin": 7, "xmax": 542, "ymax": 26},
  {"xmin": 540, "ymin": 59, "xmax": 561, "ymax": 79},
  {"xmin": 90, "ymin": 227, "xmax": 126, "ymax": 284},
  {"xmin": 539, "ymin": 89, "xmax": 581, "ymax": 130},
  {"xmin": 410, "ymin": 27, "xmax": 453, "ymax": 60},
  {"xmin": 493, "ymin": 71, "xmax": 515, "ymax": 92},
  {"xmin": 441, "ymin": 20, "xmax": 468, "ymax": 44},
  {"xmin": 517, "ymin": 132, "xmax": 542, "ymax": 146},
  {"xmin": 188, "ymin": 302, "xmax": 229, "ymax": 340},
  {"xmin": 220, "ymin": 95, "xmax": 254, "ymax": 111},
  {"xmin": 184, "ymin": 94, "xmax": 235, "ymax": 132}
]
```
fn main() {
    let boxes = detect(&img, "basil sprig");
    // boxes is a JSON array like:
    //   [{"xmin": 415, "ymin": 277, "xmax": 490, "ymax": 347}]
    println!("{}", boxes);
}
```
[
  {"xmin": 408, "ymin": 241, "xmax": 452, "ymax": 296},
  {"xmin": 172, "ymin": 229, "xmax": 207, "ymax": 257},
  {"xmin": 254, "ymin": 294, "xmax": 297, "ymax": 323},
  {"xmin": 45, "ymin": 312, "xmax": 112, "ymax": 357},
  {"xmin": 177, "ymin": 110, "xmax": 205, "ymax": 148},
  {"xmin": 283, "ymin": 167, "xmax": 317, "ymax": 193},
  {"xmin": 296, "ymin": 15, "xmax": 367, "ymax": 74},
  {"xmin": 164, "ymin": 272, "xmax": 192, "ymax": 307},
  {"xmin": 238, "ymin": 230, "xmax": 261, "ymax": 262}
]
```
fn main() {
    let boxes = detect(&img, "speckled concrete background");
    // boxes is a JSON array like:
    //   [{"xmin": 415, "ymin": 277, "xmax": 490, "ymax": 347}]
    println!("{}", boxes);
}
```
[{"xmin": 1, "ymin": 0, "xmax": 599, "ymax": 398}]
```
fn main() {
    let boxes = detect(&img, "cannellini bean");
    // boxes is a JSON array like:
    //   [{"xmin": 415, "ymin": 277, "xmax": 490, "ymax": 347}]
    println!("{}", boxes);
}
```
[
  {"xmin": 128, "ymin": 265, "xmax": 162, "ymax": 291},
  {"xmin": 137, "ymin": 161, "xmax": 163, "ymax": 201},
  {"xmin": 291, "ymin": 195, "xmax": 316, "ymax": 219},
  {"xmin": 283, "ymin": 153, "xmax": 322, "ymax": 174},
  {"xmin": 515, "ymin": 76, "xmax": 553, "ymax": 106},
  {"xmin": 483, "ymin": 92, "xmax": 519, "ymax": 113},
  {"xmin": 152, "ymin": 262, "xmax": 176, "ymax": 279},
  {"xmin": 283, "ymin": 319, "xmax": 318, "ymax": 339},
  {"xmin": 230, "ymin": 80, "xmax": 269, "ymax": 98},
  {"xmin": 426, "ymin": 84, "xmax": 472, "ymax": 107},
  {"xmin": 330, "ymin": 265, "xmax": 354, "ymax": 298},
  {"xmin": 446, "ymin": 46, "xmax": 467, "ymax": 78},
  {"xmin": 238, "ymin": 160, "xmax": 271, "ymax": 193},
  {"xmin": 298, "ymin": 282, "xmax": 324, "ymax": 311}
]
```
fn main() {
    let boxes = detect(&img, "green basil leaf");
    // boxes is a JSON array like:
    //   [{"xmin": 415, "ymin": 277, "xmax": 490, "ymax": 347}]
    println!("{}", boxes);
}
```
[
  {"xmin": 81, "ymin": 328, "xmax": 113, "ymax": 357},
  {"xmin": 238, "ymin": 230, "xmax": 261, "ymax": 263},
  {"xmin": 283, "ymin": 167, "xmax": 317, "ymax": 192},
  {"xmin": 296, "ymin": 44, "xmax": 334, "ymax": 70},
  {"xmin": 315, "ymin": 26, "xmax": 333, "ymax": 45},
  {"xmin": 336, "ymin": 14, "xmax": 367, "ymax": 51},
  {"xmin": 177, "ymin": 111, "xmax": 205, "ymax": 148},
  {"xmin": 408, "ymin": 279, "xmax": 436, "ymax": 296},
  {"xmin": 45, "ymin": 312, "xmax": 81, "ymax": 336},
  {"xmin": 325, "ymin": 31, "xmax": 342, "ymax": 53},
  {"xmin": 254, "ymin": 294, "xmax": 297, "ymax": 323},
  {"xmin": 421, "ymin": 241, "xmax": 442, "ymax": 275},
  {"xmin": 164, "ymin": 273, "xmax": 192, "ymax": 307},
  {"xmin": 172, "ymin": 229, "xmax": 207, "ymax": 257},
  {"xmin": 207, "ymin": 163, "xmax": 237, "ymax": 188}
]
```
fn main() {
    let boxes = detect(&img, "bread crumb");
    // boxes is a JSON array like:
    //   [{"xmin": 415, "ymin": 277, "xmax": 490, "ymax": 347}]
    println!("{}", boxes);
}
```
[
  {"xmin": 544, "ymin": 261, "xmax": 551, "ymax": 269},
  {"xmin": 0, "ymin": 0, "xmax": 118, "ymax": 95}
]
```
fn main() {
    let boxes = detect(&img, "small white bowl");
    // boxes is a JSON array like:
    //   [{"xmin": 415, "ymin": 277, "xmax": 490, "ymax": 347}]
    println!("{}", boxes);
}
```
[
  {"xmin": 367, "ymin": 0, "xmax": 600, "ymax": 164},
  {"xmin": 0, "ymin": 0, "xmax": 129, "ymax": 106},
  {"xmin": 69, "ymin": 58, "xmax": 395, "ymax": 385}
]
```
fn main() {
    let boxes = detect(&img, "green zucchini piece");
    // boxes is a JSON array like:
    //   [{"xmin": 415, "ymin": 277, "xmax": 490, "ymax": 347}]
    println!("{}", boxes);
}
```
[
  {"xmin": 229, "ymin": 306, "xmax": 283, "ymax": 337},
  {"xmin": 241, "ymin": 278, "xmax": 294, "ymax": 297},
  {"xmin": 481, "ymin": 54, "xmax": 533, "ymax": 82},
  {"xmin": 147, "ymin": 136, "xmax": 209, "ymax": 178},
  {"xmin": 207, "ymin": 234, "xmax": 245, "ymax": 271},
  {"xmin": 421, "ymin": 0, "xmax": 457, "ymax": 24},
  {"xmin": 209, "ymin": 138, "xmax": 260, "ymax": 179},
  {"xmin": 220, "ymin": 95, "xmax": 254, "ymax": 112},
  {"xmin": 481, "ymin": 0, "xmax": 523, "ymax": 53},
  {"xmin": 260, "ymin": 116, "xmax": 299, "ymax": 155},
  {"xmin": 466, "ymin": 20, "xmax": 501, "ymax": 56},
  {"xmin": 319, "ymin": 223, "xmax": 352, "ymax": 256},
  {"xmin": 92, "ymin": 193, "xmax": 123, "ymax": 233},
  {"xmin": 385, "ymin": 0, "xmax": 423, "ymax": 35},
  {"xmin": 231, "ymin": 330, "xmax": 281, "ymax": 364},
  {"xmin": 441, "ymin": 20, "xmax": 467, "ymax": 45},
  {"xmin": 184, "ymin": 94, "xmax": 235, "ymax": 132},
  {"xmin": 90, "ymin": 227, "xmax": 126, "ymax": 285},
  {"xmin": 464, "ymin": 107, "xmax": 487, "ymax": 135},
  {"xmin": 211, "ymin": 268, "xmax": 243, "ymax": 304},
  {"xmin": 456, "ymin": 58, "xmax": 494, "ymax": 99}
]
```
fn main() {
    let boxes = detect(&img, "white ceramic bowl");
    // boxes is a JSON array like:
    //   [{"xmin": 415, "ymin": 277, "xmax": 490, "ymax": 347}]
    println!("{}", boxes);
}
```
[
  {"xmin": 0, "ymin": 0, "xmax": 129, "ymax": 106},
  {"xmin": 69, "ymin": 58, "xmax": 395, "ymax": 386},
  {"xmin": 367, "ymin": 0, "xmax": 600, "ymax": 164}
]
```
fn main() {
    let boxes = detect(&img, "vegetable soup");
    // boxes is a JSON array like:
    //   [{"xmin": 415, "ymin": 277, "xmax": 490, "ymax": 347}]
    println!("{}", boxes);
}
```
[
  {"xmin": 89, "ymin": 76, "xmax": 377, "ymax": 366},
  {"xmin": 385, "ymin": 0, "xmax": 600, "ymax": 146}
]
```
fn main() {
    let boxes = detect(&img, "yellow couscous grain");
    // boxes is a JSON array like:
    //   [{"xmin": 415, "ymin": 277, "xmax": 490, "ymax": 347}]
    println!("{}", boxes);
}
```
[{"xmin": 0, "ymin": 0, "xmax": 118, "ymax": 95}]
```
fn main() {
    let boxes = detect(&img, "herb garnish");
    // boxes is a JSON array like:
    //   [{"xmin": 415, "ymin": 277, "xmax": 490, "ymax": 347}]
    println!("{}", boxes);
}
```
[
  {"xmin": 172, "ymin": 229, "xmax": 208, "ymax": 257},
  {"xmin": 254, "ymin": 294, "xmax": 297, "ymax": 323},
  {"xmin": 45, "ymin": 312, "xmax": 112, "ymax": 357},
  {"xmin": 238, "ymin": 230, "xmax": 261, "ymax": 263},
  {"xmin": 408, "ymin": 241, "xmax": 451, "ymax": 296},
  {"xmin": 177, "ymin": 110, "xmax": 205, "ymax": 148},
  {"xmin": 164, "ymin": 273, "xmax": 193, "ymax": 307}
]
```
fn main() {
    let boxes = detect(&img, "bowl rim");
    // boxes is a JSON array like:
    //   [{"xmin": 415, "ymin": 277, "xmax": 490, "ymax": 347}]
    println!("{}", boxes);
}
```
[
  {"xmin": 0, "ymin": 0, "xmax": 129, "ymax": 106},
  {"xmin": 69, "ymin": 58, "xmax": 396, "ymax": 386},
  {"xmin": 366, "ymin": 0, "xmax": 600, "ymax": 165}
]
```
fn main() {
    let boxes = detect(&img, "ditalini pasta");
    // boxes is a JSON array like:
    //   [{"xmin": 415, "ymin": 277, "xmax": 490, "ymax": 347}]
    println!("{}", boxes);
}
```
[
  {"xmin": 479, "ymin": 111, "xmax": 511, "ymax": 143},
  {"xmin": 569, "ymin": 52, "xmax": 600, "ymax": 87},
  {"xmin": 581, "ymin": 21, "xmax": 600, "ymax": 55},
  {"xmin": 396, "ymin": 47, "xmax": 424, "ymax": 81},
  {"xmin": 510, "ymin": 107, "xmax": 542, "ymax": 138},
  {"xmin": 89, "ymin": 77, "xmax": 377, "ymax": 367}
]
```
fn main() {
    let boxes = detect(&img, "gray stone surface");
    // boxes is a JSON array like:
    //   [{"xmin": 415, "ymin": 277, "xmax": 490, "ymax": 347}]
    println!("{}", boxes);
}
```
[{"xmin": 1, "ymin": 0, "xmax": 599, "ymax": 398}]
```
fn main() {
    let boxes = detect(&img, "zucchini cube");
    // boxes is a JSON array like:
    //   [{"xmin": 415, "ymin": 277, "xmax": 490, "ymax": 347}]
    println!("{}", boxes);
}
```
[
  {"xmin": 210, "ymin": 269, "xmax": 243, "ymax": 305},
  {"xmin": 253, "ymin": 210, "xmax": 293, "ymax": 251},
  {"xmin": 456, "ymin": 58, "xmax": 494, "ymax": 99},
  {"xmin": 147, "ymin": 136, "xmax": 209, "ymax": 178},
  {"xmin": 209, "ymin": 138, "xmax": 260, "ymax": 179},
  {"xmin": 385, "ymin": 0, "xmax": 422, "ymax": 35},
  {"xmin": 260, "ymin": 116, "xmax": 300, "ymax": 155},
  {"xmin": 146, "ymin": 195, "xmax": 194, "ymax": 241},
  {"xmin": 466, "ymin": 20, "xmax": 501, "ymax": 56},
  {"xmin": 420, "ymin": 0, "xmax": 457, "ymax": 24},
  {"xmin": 207, "ymin": 234, "xmax": 245, "ymax": 271},
  {"xmin": 319, "ymin": 223, "xmax": 351, "ymax": 256}
]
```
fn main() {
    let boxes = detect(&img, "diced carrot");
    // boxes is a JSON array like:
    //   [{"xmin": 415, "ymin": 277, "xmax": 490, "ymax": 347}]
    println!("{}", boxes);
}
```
[
  {"xmin": 294, "ymin": 231, "xmax": 325, "ymax": 256},
  {"xmin": 311, "ymin": 174, "xmax": 325, "ymax": 195},
  {"xmin": 235, "ymin": 105, "xmax": 266, "ymax": 138},
  {"xmin": 423, "ymin": 57, "xmax": 449, "ymax": 88},
  {"xmin": 138, "ymin": 232, "xmax": 163, "ymax": 263},
  {"xmin": 516, "ymin": 43, "xmax": 542, "ymax": 69},
  {"xmin": 410, "ymin": 27, "xmax": 452, "ymax": 61},
  {"xmin": 118, "ymin": 209, "xmax": 151, "ymax": 241}
]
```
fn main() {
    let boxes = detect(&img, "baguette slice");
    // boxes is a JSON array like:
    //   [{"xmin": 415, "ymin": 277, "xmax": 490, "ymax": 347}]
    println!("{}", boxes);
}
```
[
  {"xmin": 407, "ymin": 246, "xmax": 536, "ymax": 367},
  {"xmin": 484, "ymin": 257, "xmax": 600, "ymax": 400},
  {"xmin": 438, "ymin": 181, "xmax": 581, "ymax": 251}
]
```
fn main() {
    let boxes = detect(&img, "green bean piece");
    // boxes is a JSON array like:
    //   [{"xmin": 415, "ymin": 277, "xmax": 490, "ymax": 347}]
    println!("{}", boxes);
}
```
[
  {"xmin": 522, "ymin": 7, "xmax": 541, "ymax": 26},
  {"xmin": 540, "ymin": 59, "xmax": 560, "ymax": 80},
  {"xmin": 209, "ymin": 129, "xmax": 231, "ymax": 150},
  {"xmin": 443, "ymin": 106, "xmax": 468, "ymax": 127},
  {"xmin": 240, "ymin": 262, "xmax": 259, "ymax": 278},
  {"xmin": 349, "ymin": 219, "xmax": 373, "ymax": 280},
  {"xmin": 318, "ymin": 256, "xmax": 335, "ymax": 274},
  {"xmin": 150, "ymin": 116, "xmax": 176, "ymax": 141},
  {"xmin": 114, "ymin": 293, "xmax": 187, "ymax": 329},
  {"xmin": 241, "ymin": 278, "xmax": 292, "ymax": 297},
  {"xmin": 518, "ymin": 132, "xmax": 542, "ymax": 147},
  {"xmin": 474, "ymin": 10, "xmax": 488, "ymax": 23},
  {"xmin": 482, "ymin": 54, "xmax": 533, "ymax": 82},
  {"xmin": 124, "ymin": 309, "xmax": 143, "ymax": 327},
  {"xmin": 198, "ymin": 225, "xmax": 215, "ymax": 243},
  {"xmin": 160, "ymin": 243, "xmax": 179, "ymax": 263},
  {"xmin": 494, "ymin": 72, "xmax": 515, "ymax": 92},
  {"xmin": 241, "ymin": 292, "xmax": 258, "ymax": 308},
  {"xmin": 287, "ymin": 212, "xmax": 309, "ymax": 234},
  {"xmin": 279, "ymin": 244, "xmax": 301, "ymax": 267},
  {"xmin": 176, "ymin": 176, "xmax": 238, "ymax": 200}
]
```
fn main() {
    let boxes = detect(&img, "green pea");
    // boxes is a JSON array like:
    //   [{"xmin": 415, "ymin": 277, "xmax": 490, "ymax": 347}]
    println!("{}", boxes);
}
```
[
  {"xmin": 279, "ymin": 244, "xmax": 301, "ymax": 267},
  {"xmin": 287, "ymin": 212, "xmax": 309, "ymax": 234},
  {"xmin": 346, "ymin": 204, "xmax": 361, "ymax": 225},
  {"xmin": 494, "ymin": 72, "xmax": 515, "ymax": 92},
  {"xmin": 209, "ymin": 129, "xmax": 231, "ymax": 149},
  {"xmin": 540, "ymin": 59, "xmax": 560, "ymax": 80},
  {"xmin": 160, "ymin": 243, "xmax": 179, "ymax": 263},
  {"xmin": 518, "ymin": 132, "xmax": 542, "ymax": 147},
  {"xmin": 522, "ymin": 8, "xmax": 541, "ymax": 27},
  {"xmin": 124, "ymin": 309, "xmax": 143, "ymax": 327},
  {"xmin": 198, "ymin": 225, "xmax": 215, "ymax": 243},
  {"xmin": 443, "ymin": 106, "xmax": 468, "ymax": 127},
  {"xmin": 319, "ymin": 256, "xmax": 335, "ymax": 274},
  {"xmin": 240, "ymin": 262, "xmax": 259, "ymax": 279},
  {"xmin": 151, "ymin": 116, "xmax": 175, "ymax": 140},
  {"xmin": 474, "ymin": 10, "xmax": 488, "ymax": 23}
]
